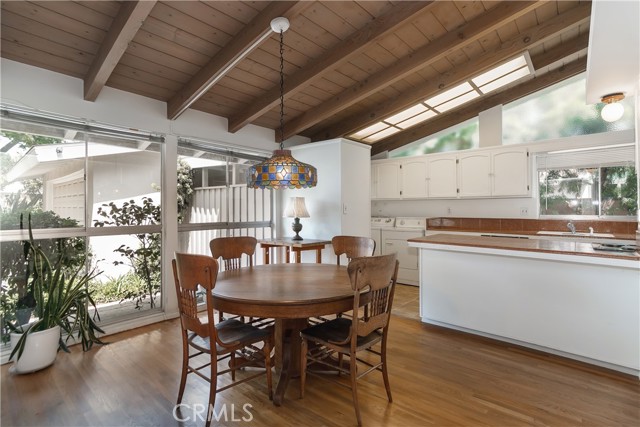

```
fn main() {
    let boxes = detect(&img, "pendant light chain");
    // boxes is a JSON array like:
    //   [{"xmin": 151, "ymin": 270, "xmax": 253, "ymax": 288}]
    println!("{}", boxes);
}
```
[
  {"xmin": 279, "ymin": 29, "xmax": 285, "ymax": 149},
  {"xmin": 246, "ymin": 17, "xmax": 317, "ymax": 189}
]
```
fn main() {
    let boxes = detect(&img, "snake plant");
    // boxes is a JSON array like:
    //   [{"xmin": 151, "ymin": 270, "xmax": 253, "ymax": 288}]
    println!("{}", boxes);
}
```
[{"xmin": 10, "ymin": 214, "xmax": 106, "ymax": 361}]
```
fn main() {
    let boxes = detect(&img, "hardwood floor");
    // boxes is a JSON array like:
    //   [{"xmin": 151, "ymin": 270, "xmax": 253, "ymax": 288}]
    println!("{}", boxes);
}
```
[{"xmin": 2, "ymin": 285, "xmax": 638, "ymax": 427}]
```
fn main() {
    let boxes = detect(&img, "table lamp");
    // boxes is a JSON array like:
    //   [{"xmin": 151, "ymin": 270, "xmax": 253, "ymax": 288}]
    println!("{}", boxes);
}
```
[{"xmin": 284, "ymin": 197, "xmax": 310, "ymax": 240}]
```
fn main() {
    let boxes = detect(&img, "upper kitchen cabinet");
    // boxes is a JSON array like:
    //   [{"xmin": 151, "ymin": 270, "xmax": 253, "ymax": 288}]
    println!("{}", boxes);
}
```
[
  {"xmin": 400, "ymin": 157, "xmax": 428, "ymax": 199},
  {"xmin": 491, "ymin": 148, "xmax": 530, "ymax": 196},
  {"xmin": 371, "ymin": 146, "xmax": 530, "ymax": 201},
  {"xmin": 426, "ymin": 154, "xmax": 457, "ymax": 198},
  {"xmin": 372, "ymin": 157, "xmax": 428, "ymax": 199},
  {"xmin": 458, "ymin": 147, "xmax": 530, "ymax": 198},
  {"xmin": 457, "ymin": 152, "xmax": 492, "ymax": 198},
  {"xmin": 371, "ymin": 160, "xmax": 400, "ymax": 199}
]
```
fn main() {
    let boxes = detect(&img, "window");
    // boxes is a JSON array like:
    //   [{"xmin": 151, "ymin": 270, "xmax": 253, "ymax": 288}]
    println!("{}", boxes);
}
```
[
  {"xmin": 391, "ymin": 118, "xmax": 479, "ymax": 157},
  {"xmin": 1, "ymin": 109, "xmax": 165, "ymax": 346},
  {"xmin": 349, "ymin": 53, "xmax": 532, "ymax": 143},
  {"xmin": 503, "ymin": 73, "xmax": 635, "ymax": 145},
  {"xmin": 177, "ymin": 139, "xmax": 274, "ymax": 264},
  {"xmin": 539, "ymin": 165, "xmax": 637, "ymax": 217}
]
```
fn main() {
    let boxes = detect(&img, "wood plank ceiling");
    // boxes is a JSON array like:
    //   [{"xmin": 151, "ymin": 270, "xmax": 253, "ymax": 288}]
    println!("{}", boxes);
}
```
[{"xmin": 0, "ymin": 1, "xmax": 591, "ymax": 155}]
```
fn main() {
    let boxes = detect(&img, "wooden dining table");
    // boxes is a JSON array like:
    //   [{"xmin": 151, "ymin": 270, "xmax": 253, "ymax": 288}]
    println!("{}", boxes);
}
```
[{"xmin": 213, "ymin": 263, "xmax": 353, "ymax": 406}]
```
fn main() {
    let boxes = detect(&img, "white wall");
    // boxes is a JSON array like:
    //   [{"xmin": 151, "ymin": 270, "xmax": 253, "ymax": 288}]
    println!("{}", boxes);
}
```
[{"xmin": 0, "ymin": 59, "xmax": 276, "ymax": 151}]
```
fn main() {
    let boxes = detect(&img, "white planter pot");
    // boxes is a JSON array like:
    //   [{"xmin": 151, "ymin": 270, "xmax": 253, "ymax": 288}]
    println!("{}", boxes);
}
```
[{"xmin": 9, "ymin": 325, "xmax": 61, "ymax": 374}]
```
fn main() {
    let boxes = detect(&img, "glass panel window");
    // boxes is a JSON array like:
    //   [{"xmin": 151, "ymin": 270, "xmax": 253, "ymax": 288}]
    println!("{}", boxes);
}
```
[
  {"xmin": 538, "ymin": 165, "xmax": 637, "ymax": 217},
  {"xmin": 503, "ymin": 74, "xmax": 635, "ymax": 145},
  {"xmin": 88, "ymin": 233, "xmax": 162, "ymax": 322},
  {"xmin": 1, "ymin": 130, "xmax": 85, "ymax": 228},
  {"xmin": 89, "ymin": 138, "xmax": 162, "ymax": 228},
  {"xmin": 391, "ymin": 118, "xmax": 479, "ymax": 157},
  {"xmin": 178, "ymin": 142, "xmax": 273, "ymax": 264},
  {"xmin": 1, "ymin": 114, "xmax": 165, "ymax": 345}
]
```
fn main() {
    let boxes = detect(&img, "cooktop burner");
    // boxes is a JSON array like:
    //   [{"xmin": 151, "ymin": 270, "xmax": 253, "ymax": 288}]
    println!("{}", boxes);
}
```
[{"xmin": 592, "ymin": 243, "xmax": 638, "ymax": 253}]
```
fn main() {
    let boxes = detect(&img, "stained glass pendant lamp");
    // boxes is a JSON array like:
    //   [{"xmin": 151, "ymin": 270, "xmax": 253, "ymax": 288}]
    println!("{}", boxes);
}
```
[{"xmin": 247, "ymin": 17, "xmax": 317, "ymax": 190}]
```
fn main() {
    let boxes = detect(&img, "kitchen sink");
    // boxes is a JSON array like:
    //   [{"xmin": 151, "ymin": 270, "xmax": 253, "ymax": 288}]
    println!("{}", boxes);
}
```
[{"xmin": 536, "ymin": 231, "xmax": 615, "ymax": 238}]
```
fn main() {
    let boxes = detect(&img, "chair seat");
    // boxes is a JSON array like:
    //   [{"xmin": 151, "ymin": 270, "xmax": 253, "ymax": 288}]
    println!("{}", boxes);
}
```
[
  {"xmin": 189, "ymin": 319, "xmax": 271, "ymax": 354},
  {"xmin": 301, "ymin": 317, "xmax": 383, "ymax": 351}
]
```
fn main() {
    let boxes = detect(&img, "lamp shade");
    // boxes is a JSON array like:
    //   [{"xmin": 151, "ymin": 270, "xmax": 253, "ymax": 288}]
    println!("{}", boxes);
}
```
[
  {"xmin": 284, "ymin": 197, "xmax": 310, "ymax": 218},
  {"xmin": 247, "ymin": 150, "xmax": 317, "ymax": 189}
]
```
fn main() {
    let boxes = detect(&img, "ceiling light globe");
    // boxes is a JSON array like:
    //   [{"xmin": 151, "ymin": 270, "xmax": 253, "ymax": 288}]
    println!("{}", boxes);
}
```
[{"xmin": 601, "ymin": 102, "xmax": 624, "ymax": 122}]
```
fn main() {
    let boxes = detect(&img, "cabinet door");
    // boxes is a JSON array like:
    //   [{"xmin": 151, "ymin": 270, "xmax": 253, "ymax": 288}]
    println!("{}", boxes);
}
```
[
  {"xmin": 375, "ymin": 162, "xmax": 400, "ymax": 199},
  {"xmin": 492, "ymin": 148, "xmax": 529, "ymax": 196},
  {"xmin": 458, "ymin": 152, "xmax": 491, "ymax": 197},
  {"xmin": 400, "ymin": 158, "xmax": 428, "ymax": 198},
  {"xmin": 427, "ymin": 155, "xmax": 457, "ymax": 198}
]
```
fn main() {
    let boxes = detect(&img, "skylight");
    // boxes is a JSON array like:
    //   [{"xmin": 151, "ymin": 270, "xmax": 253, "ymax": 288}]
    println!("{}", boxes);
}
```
[{"xmin": 349, "ymin": 52, "xmax": 534, "ymax": 142}]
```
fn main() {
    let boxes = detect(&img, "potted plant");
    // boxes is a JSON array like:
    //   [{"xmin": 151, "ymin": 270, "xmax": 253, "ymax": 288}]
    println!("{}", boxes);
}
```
[{"xmin": 8, "ymin": 215, "xmax": 105, "ymax": 374}]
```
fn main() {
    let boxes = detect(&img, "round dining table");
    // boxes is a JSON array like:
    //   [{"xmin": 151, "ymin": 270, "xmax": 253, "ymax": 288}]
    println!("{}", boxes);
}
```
[{"xmin": 213, "ymin": 263, "xmax": 354, "ymax": 406}]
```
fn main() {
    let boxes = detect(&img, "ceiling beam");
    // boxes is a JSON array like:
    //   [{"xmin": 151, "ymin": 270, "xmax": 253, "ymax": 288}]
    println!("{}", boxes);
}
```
[
  {"xmin": 281, "ymin": 0, "xmax": 543, "ymax": 141},
  {"xmin": 371, "ymin": 56, "xmax": 588, "ymax": 155},
  {"xmin": 311, "ymin": 2, "xmax": 591, "ymax": 141},
  {"xmin": 226, "ymin": 1, "xmax": 436, "ymax": 134},
  {"xmin": 83, "ymin": 1, "xmax": 156, "ymax": 102},
  {"xmin": 530, "ymin": 32, "xmax": 589, "ymax": 70},
  {"xmin": 166, "ymin": 1, "xmax": 307, "ymax": 120}
]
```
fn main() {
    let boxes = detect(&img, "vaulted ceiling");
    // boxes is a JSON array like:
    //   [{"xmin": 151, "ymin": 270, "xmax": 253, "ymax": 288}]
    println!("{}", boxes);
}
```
[{"xmin": 0, "ymin": 1, "xmax": 591, "ymax": 155}]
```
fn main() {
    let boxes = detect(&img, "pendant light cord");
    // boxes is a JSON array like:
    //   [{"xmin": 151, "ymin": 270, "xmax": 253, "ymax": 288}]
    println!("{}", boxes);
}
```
[{"xmin": 279, "ymin": 29, "xmax": 285, "ymax": 149}]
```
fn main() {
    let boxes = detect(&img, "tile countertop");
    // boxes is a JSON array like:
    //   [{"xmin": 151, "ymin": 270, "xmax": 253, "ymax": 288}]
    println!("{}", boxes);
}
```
[
  {"xmin": 425, "ymin": 217, "xmax": 638, "ymax": 240},
  {"xmin": 408, "ymin": 234, "xmax": 640, "ymax": 261}
]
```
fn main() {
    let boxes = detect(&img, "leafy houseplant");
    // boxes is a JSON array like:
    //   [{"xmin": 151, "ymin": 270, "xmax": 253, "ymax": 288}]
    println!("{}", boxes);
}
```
[{"xmin": 9, "ymin": 215, "xmax": 105, "ymax": 372}]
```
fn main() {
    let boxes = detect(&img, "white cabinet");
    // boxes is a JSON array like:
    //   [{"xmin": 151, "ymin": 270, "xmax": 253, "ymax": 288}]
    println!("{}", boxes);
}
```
[
  {"xmin": 492, "ymin": 147, "xmax": 529, "ymax": 196},
  {"xmin": 372, "ymin": 158, "xmax": 427, "ymax": 199},
  {"xmin": 288, "ymin": 139, "xmax": 372, "ymax": 262},
  {"xmin": 457, "ymin": 147, "xmax": 529, "ymax": 198},
  {"xmin": 400, "ymin": 157, "xmax": 428, "ymax": 198},
  {"xmin": 426, "ymin": 154, "xmax": 457, "ymax": 198},
  {"xmin": 371, "ymin": 147, "xmax": 530, "ymax": 200},
  {"xmin": 457, "ymin": 152, "xmax": 492, "ymax": 197},
  {"xmin": 371, "ymin": 161, "xmax": 400, "ymax": 199}
]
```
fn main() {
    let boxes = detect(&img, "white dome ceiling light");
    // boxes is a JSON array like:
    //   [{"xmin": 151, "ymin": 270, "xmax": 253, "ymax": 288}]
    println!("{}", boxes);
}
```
[{"xmin": 600, "ymin": 93, "xmax": 625, "ymax": 122}]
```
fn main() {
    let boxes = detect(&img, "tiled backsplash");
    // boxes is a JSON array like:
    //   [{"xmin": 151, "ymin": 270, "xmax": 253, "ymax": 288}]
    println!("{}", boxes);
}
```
[{"xmin": 426, "ymin": 217, "xmax": 638, "ymax": 238}]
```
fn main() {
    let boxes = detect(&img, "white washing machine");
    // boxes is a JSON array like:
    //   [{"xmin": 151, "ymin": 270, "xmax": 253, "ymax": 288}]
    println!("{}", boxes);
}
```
[
  {"xmin": 370, "ymin": 217, "xmax": 395, "ymax": 256},
  {"xmin": 381, "ymin": 217, "xmax": 425, "ymax": 286}
]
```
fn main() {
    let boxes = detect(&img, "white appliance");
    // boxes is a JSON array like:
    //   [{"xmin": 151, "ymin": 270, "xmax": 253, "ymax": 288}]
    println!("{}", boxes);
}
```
[
  {"xmin": 371, "ymin": 217, "xmax": 426, "ymax": 286},
  {"xmin": 370, "ymin": 217, "xmax": 395, "ymax": 256}
]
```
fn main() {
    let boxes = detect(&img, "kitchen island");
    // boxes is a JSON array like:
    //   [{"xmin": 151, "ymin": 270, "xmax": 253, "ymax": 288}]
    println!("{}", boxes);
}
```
[{"xmin": 408, "ymin": 234, "xmax": 640, "ymax": 376}]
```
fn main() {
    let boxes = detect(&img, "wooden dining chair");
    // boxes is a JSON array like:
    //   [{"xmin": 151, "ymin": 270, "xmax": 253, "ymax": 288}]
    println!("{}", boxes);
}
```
[
  {"xmin": 210, "ymin": 236, "xmax": 274, "ymax": 328},
  {"xmin": 209, "ymin": 236, "xmax": 256, "ymax": 323},
  {"xmin": 172, "ymin": 252, "xmax": 272, "ymax": 427},
  {"xmin": 209, "ymin": 236, "xmax": 256, "ymax": 271},
  {"xmin": 299, "ymin": 253, "xmax": 399, "ymax": 426},
  {"xmin": 332, "ymin": 235, "xmax": 376, "ymax": 265},
  {"xmin": 311, "ymin": 235, "xmax": 376, "ymax": 324}
]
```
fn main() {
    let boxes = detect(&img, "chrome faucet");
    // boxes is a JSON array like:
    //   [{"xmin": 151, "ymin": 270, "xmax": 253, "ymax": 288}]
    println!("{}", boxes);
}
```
[{"xmin": 567, "ymin": 221, "xmax": 576, "ymax": 234}]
